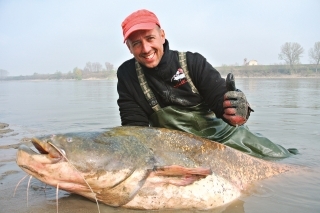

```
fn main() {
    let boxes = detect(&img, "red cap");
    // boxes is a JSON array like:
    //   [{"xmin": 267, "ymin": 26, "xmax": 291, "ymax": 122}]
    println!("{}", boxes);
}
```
[{"xmin": 121, "ymin": 9, "xmax": 161, "ymax": 43}]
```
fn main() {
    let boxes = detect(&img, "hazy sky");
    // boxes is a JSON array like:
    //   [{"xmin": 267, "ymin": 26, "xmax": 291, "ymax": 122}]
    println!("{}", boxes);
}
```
[{"xmin": 1, "ymin": 0, "xmax": 319, "ymax": 76}]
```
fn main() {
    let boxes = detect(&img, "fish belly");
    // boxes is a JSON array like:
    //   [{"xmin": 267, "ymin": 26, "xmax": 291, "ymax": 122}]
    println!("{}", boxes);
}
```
[{"xmin": 124, "ymin": 173, "xmax": 241, "ymax": 210}]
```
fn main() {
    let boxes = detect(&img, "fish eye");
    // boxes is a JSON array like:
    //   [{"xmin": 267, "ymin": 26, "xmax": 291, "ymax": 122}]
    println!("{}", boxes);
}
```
[{"xmin": 67, "ymin": 137, "xmax": 73, "ymax": 143}]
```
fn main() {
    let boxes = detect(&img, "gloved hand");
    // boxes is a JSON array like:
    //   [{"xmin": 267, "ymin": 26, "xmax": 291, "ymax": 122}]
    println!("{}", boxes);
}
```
[{"xmin": 223, "ymin": 91, "xmax": 254, "ymax": 126}]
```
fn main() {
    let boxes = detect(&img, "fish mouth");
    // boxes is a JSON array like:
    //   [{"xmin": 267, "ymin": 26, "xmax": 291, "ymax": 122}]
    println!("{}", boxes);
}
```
[{"xmin": 17, "ymin": 138, "xmax": 64, "ymax": 164}]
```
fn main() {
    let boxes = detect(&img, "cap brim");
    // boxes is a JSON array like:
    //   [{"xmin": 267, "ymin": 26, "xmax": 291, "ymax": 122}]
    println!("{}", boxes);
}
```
[{"xmin": 123, "ymin": 23, "xmax": 157, "ymax": 43}]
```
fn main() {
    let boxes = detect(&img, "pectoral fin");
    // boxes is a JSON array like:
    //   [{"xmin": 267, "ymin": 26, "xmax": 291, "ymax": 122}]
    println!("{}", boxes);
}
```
[{"xmin": 149, "ymin": 165, "xmax": 212, "ymax": 186}]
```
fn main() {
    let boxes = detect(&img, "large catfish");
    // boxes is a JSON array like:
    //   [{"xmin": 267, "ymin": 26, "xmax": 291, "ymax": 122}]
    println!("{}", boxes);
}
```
[{"xmin": 16, "ymin": 126, "xmax": 291, "ymax": 210}]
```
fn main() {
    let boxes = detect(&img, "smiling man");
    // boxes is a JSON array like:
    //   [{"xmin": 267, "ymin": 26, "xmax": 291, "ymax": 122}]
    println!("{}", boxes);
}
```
[
  {"xmin": 126, "ymin": 26, "xmax": 165, "ymax": 68},
  {"xmin": 116, "ymin": 9, "xmax": 292, "ymax": 158}
]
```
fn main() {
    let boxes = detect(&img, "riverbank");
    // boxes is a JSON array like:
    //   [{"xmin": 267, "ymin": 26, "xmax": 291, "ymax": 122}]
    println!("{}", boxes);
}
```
[
  {"xmin": 2, "ymin": 74, "xmax": 320, "ymax": 82},
  {"xmin": 1, "ymin": 64, "xmax": 319, "ymax": 81}
]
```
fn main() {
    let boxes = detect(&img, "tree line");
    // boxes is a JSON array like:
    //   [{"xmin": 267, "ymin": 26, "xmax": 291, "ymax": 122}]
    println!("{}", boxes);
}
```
[
  {"xmin": 218, "ymin": 64, "xmax": 319, "ymax": 78},
  {"xmin": 278, "ymin": 41, "xmax": 320, "ymax": 73},
  {"xmin": 1, "ymin": 42, "xmax": 319, "ymax": 80},
  {"xmin": 2, "ymin": 61, "xmax": 116, "ymax": 81},
  {"xmin": 72, "ymin": 61, "xmax": 115, "ymax": 80},
  {"xmin": 52, "ymin": 60, "xmax": 117, "ymax": 80},
  {"xmin": 0, "ymin": 69, "xmax": 9, "ymax": 79}
]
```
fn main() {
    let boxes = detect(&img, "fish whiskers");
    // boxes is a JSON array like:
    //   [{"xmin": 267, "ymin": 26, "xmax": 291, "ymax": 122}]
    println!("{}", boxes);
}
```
[{"xmin": 14, "ymin": 141, "xmax": 101, "ymax": 213}]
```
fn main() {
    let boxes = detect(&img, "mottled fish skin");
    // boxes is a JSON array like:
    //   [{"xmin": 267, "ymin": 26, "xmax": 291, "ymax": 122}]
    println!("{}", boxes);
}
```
[{"xmin": 16, "ymin": 126, "xmax": 291, "ymax": 210}]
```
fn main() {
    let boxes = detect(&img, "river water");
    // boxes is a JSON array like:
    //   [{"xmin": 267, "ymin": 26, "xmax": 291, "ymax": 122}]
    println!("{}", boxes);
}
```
[{"xmin": 0, "ymin": 78, "xmax": 319, "ymax": 213}]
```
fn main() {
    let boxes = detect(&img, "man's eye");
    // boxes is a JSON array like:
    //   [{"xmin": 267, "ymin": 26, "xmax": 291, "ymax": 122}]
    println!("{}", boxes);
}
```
[{"xmin": 132, "ymin": 41, "xmax": 140, "ymax": 47}]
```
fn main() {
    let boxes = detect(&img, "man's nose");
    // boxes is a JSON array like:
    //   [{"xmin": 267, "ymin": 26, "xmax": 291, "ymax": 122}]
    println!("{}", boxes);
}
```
[{"xmin": 141, "ymin": 41, "xmax": 151, "ymax": 53}]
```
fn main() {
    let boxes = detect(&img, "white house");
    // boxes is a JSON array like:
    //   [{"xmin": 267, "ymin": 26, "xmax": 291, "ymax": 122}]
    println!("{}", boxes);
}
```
[{"xmin": 243, "ymin": 58, "xmax": 258, "ymax": 66}]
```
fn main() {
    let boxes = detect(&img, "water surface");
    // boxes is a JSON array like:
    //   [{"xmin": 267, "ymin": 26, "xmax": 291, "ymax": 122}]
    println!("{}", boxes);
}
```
[{"xmin": 0, "ymin": 78, "xmax": 319, "ymax": 213}]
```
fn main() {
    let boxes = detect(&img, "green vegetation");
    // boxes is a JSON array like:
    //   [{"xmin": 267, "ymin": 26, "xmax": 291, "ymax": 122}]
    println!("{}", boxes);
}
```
[
  {"xmin": 2, "ymin": 70, "xmax": 117, "ymax": 81},
  {"xmin": 309, "ymin": 42, "xmax": 320, "ymax": 73},
  {"xmin": 2, "ymin": 64, "xmax": 319, "ymax": 81},
  {"xmin": 217, "ymin": 64, "xmax": 319, "ymax": 77},
  {"xmin": 278, "ymin": 42, "xmax": 304, "ymax": 73},
  {"xmin": 2, "ymin": 61, "xmax": 117, "ymax": 81},
  {"xmin": 1, "ymin": 43, "xmax": 320, "ymax": 81}
]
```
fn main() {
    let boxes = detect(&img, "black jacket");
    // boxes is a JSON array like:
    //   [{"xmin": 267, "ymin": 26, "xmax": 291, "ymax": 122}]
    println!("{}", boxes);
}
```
[{"xmin": 117, "ymin": 39, "xmax": 227, "ymax": 126}]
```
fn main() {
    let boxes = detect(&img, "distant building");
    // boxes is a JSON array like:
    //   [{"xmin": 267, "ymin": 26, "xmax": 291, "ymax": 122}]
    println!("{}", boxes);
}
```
[{"xmin": 243, "ymin": 58, "xmax": 258, "ymax": 66}]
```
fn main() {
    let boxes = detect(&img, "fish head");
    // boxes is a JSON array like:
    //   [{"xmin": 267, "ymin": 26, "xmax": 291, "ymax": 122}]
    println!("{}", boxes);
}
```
[
  {"xmin": 16, "ymin": 131, "xmax": 156, "ymax": 206},
  {"xmin": 16, "ymin": 134, "xmax": 95, "ymax": 194}
]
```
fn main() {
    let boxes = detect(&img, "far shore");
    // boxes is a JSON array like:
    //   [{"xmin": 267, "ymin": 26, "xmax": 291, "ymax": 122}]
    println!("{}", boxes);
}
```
[{"xmin": 2, "ymin": 74, "xmax": 320, "ymax": 82}]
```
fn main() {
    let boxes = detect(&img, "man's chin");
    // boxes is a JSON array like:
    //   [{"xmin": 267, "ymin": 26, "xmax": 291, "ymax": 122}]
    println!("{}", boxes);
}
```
[{"xmin": 141, "ymin": 61, "xmax": 159, "ymax": 68}]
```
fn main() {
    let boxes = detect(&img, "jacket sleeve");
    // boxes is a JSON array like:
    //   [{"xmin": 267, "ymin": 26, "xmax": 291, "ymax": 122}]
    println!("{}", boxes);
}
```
[
  {"xmin": 117, "ymin": 62, "xmax": 150, "ymax": 126},
  {"xmin": 186, "ymin": 52, "xmax": 227, "ymax": 119}
]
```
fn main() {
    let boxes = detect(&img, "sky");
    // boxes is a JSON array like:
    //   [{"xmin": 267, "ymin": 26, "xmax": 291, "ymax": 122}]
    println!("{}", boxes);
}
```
[{"xmin": 0, "ymin": 0, "xmax": 319, "ymax": 76}]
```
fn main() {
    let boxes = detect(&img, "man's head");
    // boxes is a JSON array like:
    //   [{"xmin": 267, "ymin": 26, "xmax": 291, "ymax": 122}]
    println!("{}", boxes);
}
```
[{"xmin": 122, "ymin": 9, "xmax": 165, "ymax": 68}]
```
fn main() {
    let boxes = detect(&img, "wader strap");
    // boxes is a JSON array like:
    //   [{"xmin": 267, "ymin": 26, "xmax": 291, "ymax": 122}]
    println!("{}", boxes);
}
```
[
  {"xmin": 135, "ymin": 52, "xmax": 198, "ymax": 112},
  {"xmin": 135, "ymin": 61, "xmax": 161, "ymax": 112},
  {"xmin": 178, "ymin": 52, "xmax": 199, "ymax": 94}
]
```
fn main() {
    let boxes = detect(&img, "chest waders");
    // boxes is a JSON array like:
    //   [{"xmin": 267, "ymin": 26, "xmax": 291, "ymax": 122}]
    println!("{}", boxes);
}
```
[{"xmin": 135, "ymin": 52, "xmax": 291, "ymax": 158}]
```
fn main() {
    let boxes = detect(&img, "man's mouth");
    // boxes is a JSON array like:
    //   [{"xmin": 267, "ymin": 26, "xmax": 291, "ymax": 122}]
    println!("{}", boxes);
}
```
[{"xmin": 143, "ymin": 52, "xmax": 155, "ymax": 60}]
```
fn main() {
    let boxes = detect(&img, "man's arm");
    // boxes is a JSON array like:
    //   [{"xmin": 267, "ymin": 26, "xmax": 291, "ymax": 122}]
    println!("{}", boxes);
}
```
[
  {"xmin": 186, "ymin": 52, "xmax": 252, "ymax": 126},
  {"xmin": 117, "ymin": 63, "xmax": 150, "ymax": 126},
  {"xmin": 186, "ymin": 52, "xmax": 226, "ymax": 118}
]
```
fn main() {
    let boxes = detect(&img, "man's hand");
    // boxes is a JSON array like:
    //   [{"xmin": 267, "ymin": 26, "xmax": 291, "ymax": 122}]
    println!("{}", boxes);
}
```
[{"xmin": 223, "ymin": 91, "xmax": 254, "ymax": 126}]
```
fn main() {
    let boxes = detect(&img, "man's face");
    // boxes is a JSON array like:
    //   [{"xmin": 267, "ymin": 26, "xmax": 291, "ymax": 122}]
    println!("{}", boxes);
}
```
[{"xmin": 126, "ymin": 26, "xmax": 165, "ymax": 68}]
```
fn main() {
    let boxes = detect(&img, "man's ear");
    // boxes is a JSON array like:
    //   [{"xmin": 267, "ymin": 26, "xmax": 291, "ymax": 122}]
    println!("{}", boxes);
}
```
[
  {"xmin": 126, "ymin": 41, "xmax": 133, "ymax": 54},
  {"xmin": 160, "ymin": 29, "xmax": 166, "ymax": 44}
]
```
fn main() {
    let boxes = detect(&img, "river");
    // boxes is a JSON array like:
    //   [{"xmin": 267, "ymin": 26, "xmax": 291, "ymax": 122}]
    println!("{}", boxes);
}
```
[{"xmin": 0, "ymin": 78, "xmax": 319, "ymax": 213}]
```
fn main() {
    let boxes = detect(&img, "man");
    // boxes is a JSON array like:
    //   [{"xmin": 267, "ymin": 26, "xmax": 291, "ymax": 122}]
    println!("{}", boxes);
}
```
[{"xmin": 117, "ymin": 9, "xmax": 292, "ymax": 158}]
